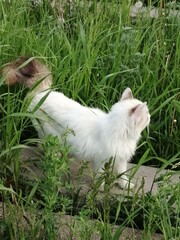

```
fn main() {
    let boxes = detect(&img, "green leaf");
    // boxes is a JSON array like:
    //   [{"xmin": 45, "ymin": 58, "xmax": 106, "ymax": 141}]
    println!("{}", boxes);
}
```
[
  {"xmin": 31, "ymin": 90, "xmax": 51, "ymax": 113},
  {"xmin": 0, "ymin": 184, "xmax": 15, "ymax": 193},
  {"xmin": 0, "ymin": 145, "xmax": 30, "ymax": 158},
  {"xmin": 173, "ymin": 100, "xmax": 180, "ymax": 113},
  {"xmin": 26, "ymin": 181, "xmax": 39, "ymax": 204}
]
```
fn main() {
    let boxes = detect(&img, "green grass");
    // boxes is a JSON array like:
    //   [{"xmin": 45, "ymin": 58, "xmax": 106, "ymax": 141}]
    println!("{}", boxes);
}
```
[{"xmin": 0, "ymin": 0, "xmax": 180, "ymax": 239}]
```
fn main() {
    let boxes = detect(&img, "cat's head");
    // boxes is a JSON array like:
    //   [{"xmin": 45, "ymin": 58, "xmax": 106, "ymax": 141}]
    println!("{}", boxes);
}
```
[{"xmin": 110, "ymin": 88, "xmax": 150, "ymax": 137}]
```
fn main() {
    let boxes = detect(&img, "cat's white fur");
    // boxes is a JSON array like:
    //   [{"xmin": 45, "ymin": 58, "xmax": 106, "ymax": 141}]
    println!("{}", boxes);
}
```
[{"xmin": 2, "ymin": 58, "xmax": 150, "ymax": 189}]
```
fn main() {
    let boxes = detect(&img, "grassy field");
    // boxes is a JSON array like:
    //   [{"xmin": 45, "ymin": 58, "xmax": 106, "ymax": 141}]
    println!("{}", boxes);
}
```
[{"xmin": 0, "ymin": 0, "xmax": 180, "ymax": 239}]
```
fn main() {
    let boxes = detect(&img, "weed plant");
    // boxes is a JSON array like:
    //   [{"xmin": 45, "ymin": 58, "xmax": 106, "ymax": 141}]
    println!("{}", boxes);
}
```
[{"xmin": 0, "ymin": 0, "xmax": 180, "ymax": 239}]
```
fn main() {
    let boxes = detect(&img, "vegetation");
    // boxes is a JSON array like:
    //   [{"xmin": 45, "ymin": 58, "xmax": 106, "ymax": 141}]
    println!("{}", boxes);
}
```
[{"xmin": 0, "ymin": 0, "xmax": 179, "ymax": 239}]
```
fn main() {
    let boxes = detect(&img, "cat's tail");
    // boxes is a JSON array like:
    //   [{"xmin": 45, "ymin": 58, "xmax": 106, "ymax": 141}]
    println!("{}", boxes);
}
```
[{"xmin": 1, "ymin": 56, "xmax": 52, "ymax": 92}]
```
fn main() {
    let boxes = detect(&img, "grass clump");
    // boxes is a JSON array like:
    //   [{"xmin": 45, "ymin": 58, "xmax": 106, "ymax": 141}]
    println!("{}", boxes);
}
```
[{"xmin": 0, "ymin": 0, "xmax": 180, "ymax": 239}]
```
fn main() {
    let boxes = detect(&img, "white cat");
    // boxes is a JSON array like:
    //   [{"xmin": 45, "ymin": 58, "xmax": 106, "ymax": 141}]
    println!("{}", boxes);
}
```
[{"xmin": 2, "ymin": 57, "xmax": 150, "ymax": 189}]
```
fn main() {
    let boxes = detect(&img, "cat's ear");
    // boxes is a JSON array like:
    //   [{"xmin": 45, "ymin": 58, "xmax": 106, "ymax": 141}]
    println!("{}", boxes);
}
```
[
  {"xmin": 121, "ymin": 88, "xmax": 133, "ymax": 100},
  {"xmin": 130, "ymin": 102, "xmax": 147, "ymax": 122}
]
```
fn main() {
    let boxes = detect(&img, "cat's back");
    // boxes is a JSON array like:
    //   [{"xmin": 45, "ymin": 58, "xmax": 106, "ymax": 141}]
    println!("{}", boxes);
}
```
[
  {"xmin": 30, "ymin": 90, "xmax": 81, "ymax": 110},
  {"xmin": 30, "ymin": 90, "xmax": 106, "ymax": 121}
]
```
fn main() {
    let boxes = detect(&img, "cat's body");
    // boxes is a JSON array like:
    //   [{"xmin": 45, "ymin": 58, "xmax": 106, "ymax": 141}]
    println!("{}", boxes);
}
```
[{"xmin": 2, "ymin": 57, "xmax": 150, "ymax": 189}]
